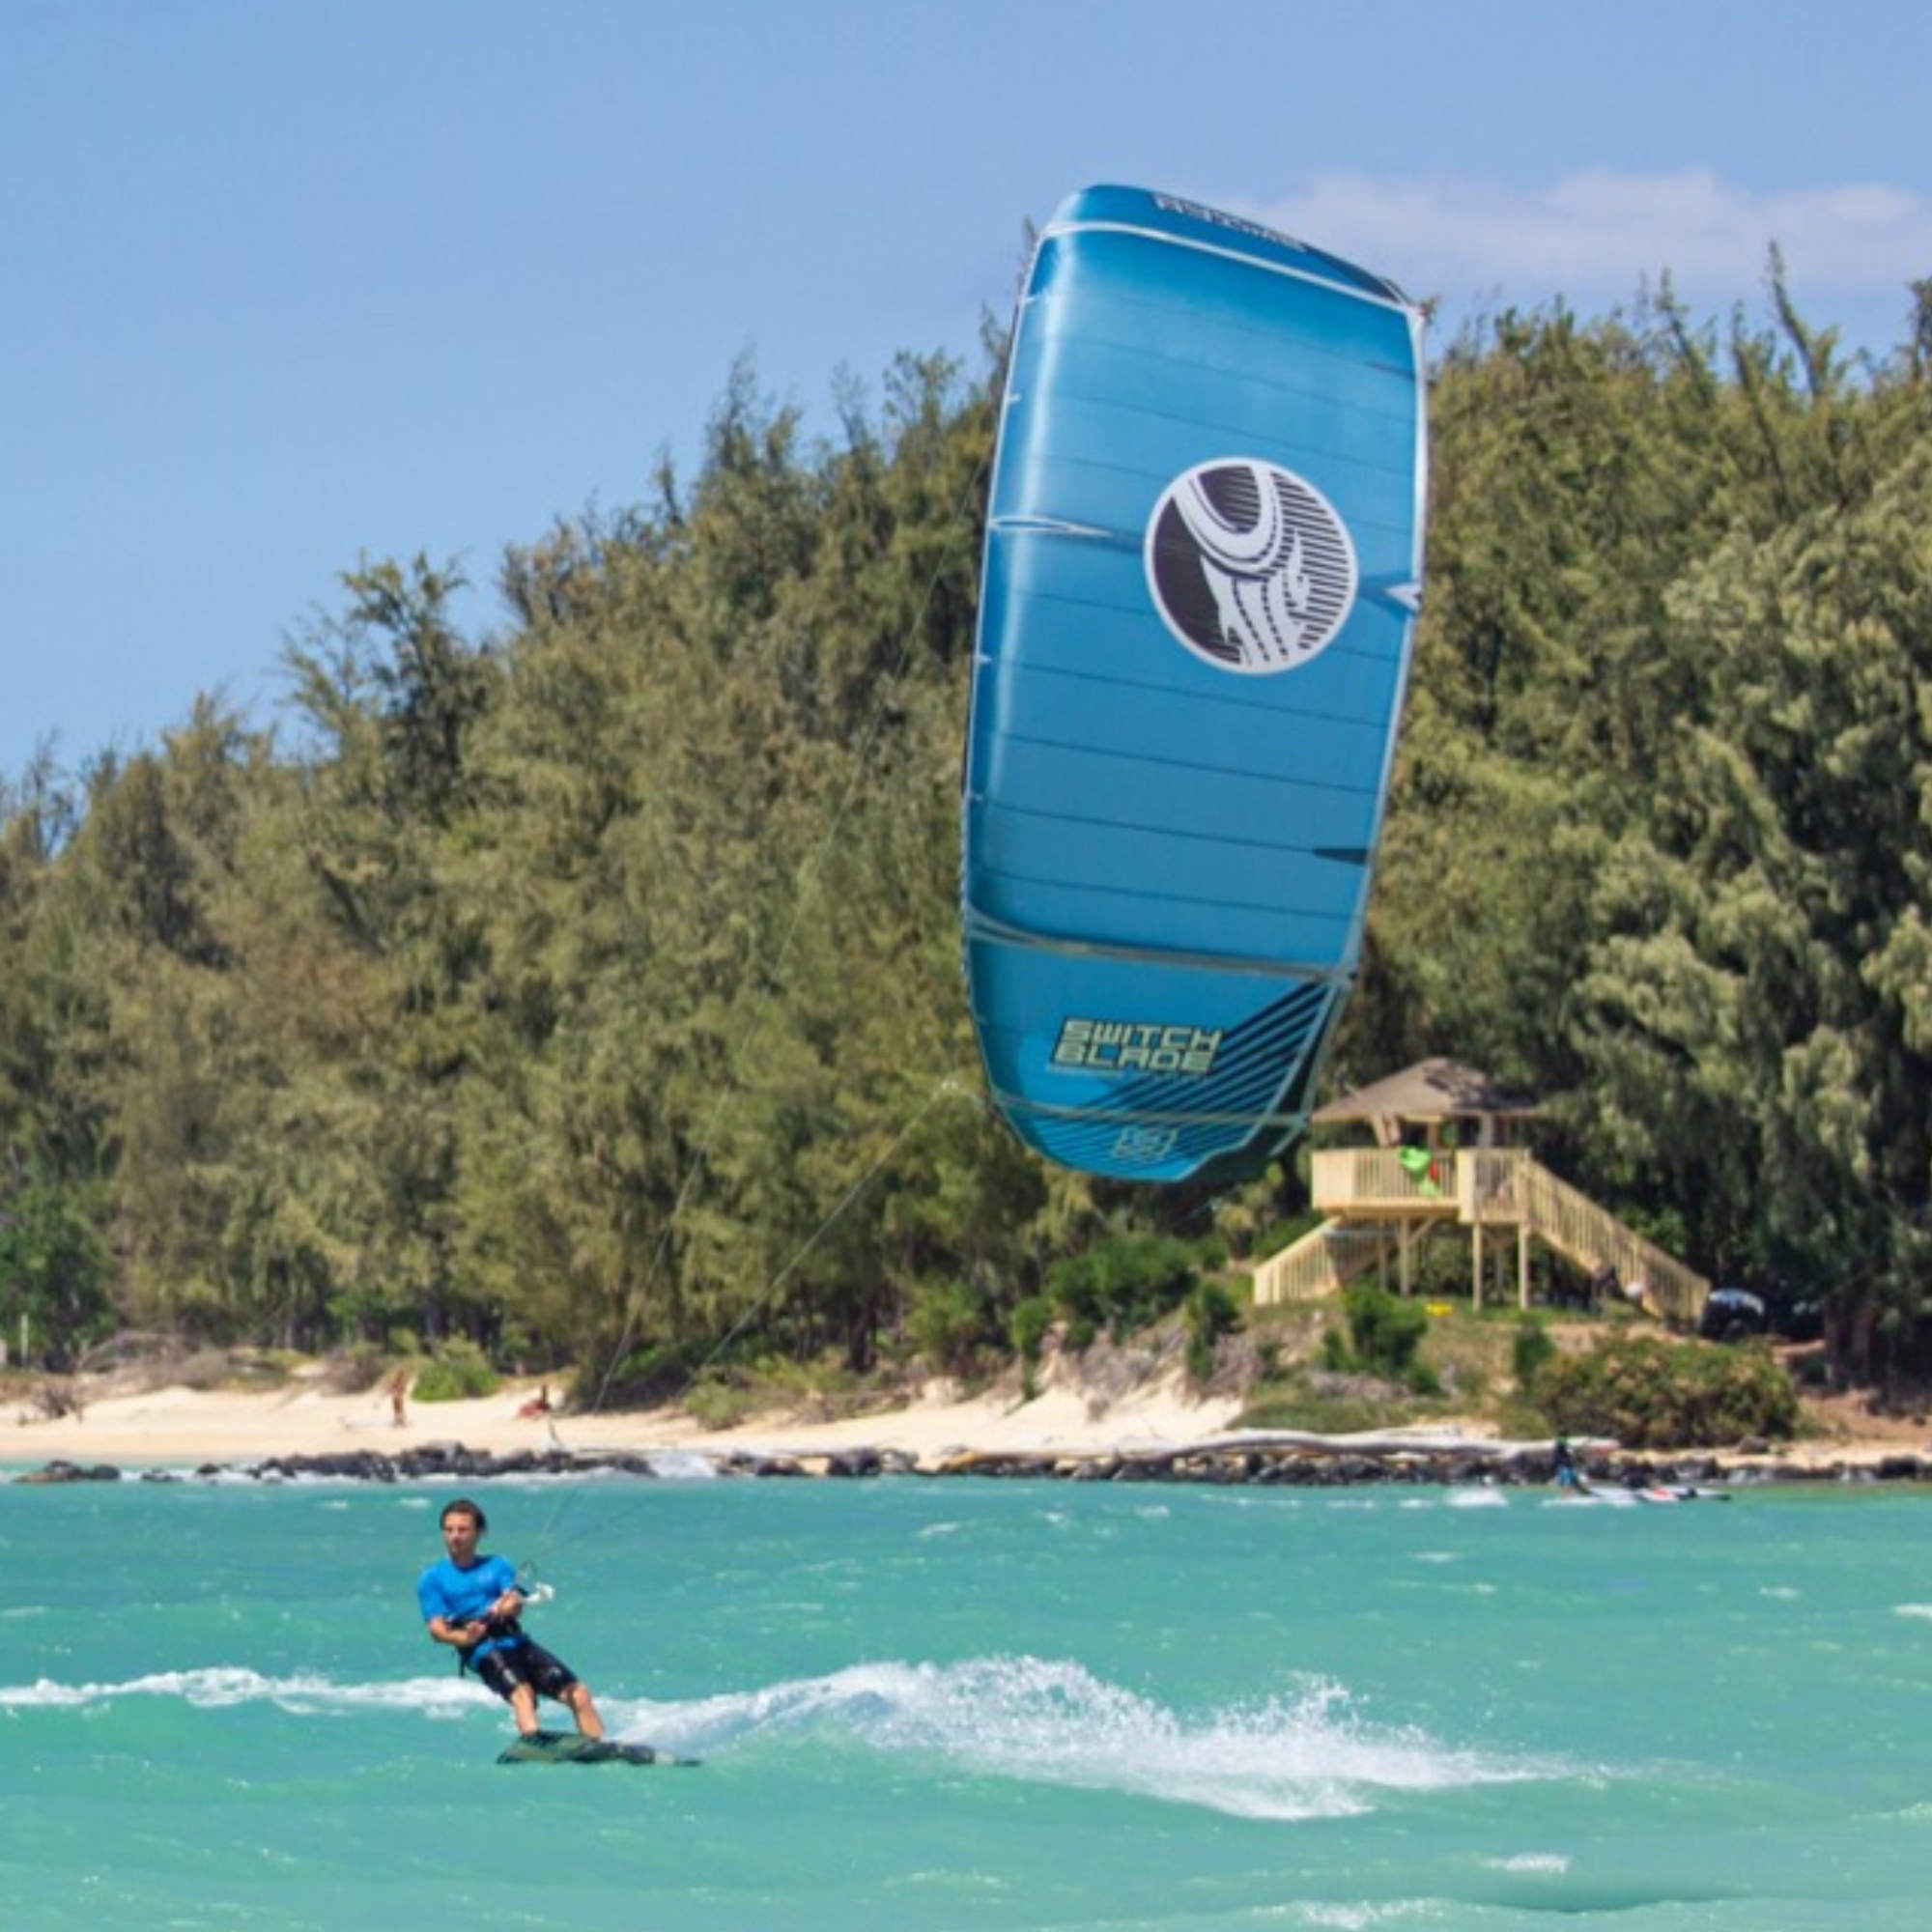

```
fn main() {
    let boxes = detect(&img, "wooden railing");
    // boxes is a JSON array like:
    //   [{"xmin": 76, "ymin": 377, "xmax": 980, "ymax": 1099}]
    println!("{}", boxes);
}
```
[
  {"xmin": 1253, "ymin": 1221, "xmax": 1395, "ymax": 1304},
  {"xmin": 1509, "ymin": 1159, "xmax": 1708, "ymax": 1325},
  {"xmin": 1310, "ymin": 1147, "xmax": 1457, "ymax": 1213}
]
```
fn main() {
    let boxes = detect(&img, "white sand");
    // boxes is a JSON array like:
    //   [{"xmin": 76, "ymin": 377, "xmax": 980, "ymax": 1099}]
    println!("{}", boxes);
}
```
[
  {"xmin": 6, "ymin": 1370, "xmax": 1915, "ymax": 1473},
  {"xmin": 3, "ymin": 1371, "xmax": 1250, "ymax": 1470}
]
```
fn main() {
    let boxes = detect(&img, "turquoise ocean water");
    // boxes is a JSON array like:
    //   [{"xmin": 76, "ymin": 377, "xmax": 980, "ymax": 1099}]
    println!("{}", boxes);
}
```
[{"xmin": 3, "ymin": 1467, "xmax": 1930, "ymax": 1929}]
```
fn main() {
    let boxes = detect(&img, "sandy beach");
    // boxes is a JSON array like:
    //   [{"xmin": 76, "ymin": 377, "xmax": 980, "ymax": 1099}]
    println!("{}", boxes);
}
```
[
  {"xmin": 2, "ymin": 1369, "xmax": 1255, "ymax": 1472},
  {"xmin": 7, "ymin": 1363, "xmax": 1925, "ymax": 1475}
]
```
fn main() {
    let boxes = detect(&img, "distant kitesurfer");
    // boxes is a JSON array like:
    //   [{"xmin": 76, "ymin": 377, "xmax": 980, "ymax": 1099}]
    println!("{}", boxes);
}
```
[
  {"xmin": 1552, "ymin": 1436, "xmax": 1586, "ymax": 1495},
  {"xmin": 417, "ymin": 1497, "xmax": 604, "ymax": 1741}
]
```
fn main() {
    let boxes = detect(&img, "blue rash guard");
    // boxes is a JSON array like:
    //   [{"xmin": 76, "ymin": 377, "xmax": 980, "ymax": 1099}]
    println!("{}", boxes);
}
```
[{"xmin": 417, "ymin": 1553, "xmax": 526, "ymax": 1662}]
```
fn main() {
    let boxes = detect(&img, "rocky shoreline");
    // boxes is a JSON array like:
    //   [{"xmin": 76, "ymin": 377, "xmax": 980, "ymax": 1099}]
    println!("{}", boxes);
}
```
[{"xmin": 14, "ymin": 1437, "xmax": 1932, "ymax": 1489}]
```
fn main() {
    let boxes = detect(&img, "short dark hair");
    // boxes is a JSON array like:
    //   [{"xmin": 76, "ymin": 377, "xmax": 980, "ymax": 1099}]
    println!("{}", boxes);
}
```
[{"xmin": 440, "ymin": 1497, "xmax": 487, "ymax": 1532}]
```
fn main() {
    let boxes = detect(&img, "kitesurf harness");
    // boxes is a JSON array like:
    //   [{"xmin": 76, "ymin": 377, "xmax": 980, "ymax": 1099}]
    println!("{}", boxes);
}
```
[{"xmin": 452, "ymin": 1577, "xmax": 554, "ymax": 1677}]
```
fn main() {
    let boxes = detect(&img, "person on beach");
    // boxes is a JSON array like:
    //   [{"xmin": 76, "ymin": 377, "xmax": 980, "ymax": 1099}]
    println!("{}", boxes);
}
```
[
  {"xmin": 388, "ymin": 1370, "xmax": 410, "ymax": 1429},
  {"xmin": 417, "ymin": 1497, "xmax": 604, "ymax": 1741}
]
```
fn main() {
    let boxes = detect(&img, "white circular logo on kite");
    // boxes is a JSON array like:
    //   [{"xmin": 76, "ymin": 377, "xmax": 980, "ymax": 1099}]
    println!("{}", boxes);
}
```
[{"xmin": 1144, "ymin": 459, "xmax": 1358, "ymax": 673}]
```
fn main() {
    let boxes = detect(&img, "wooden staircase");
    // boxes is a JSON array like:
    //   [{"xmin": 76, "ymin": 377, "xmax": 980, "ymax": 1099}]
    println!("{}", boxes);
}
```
[{"xmin": 1251, "ymin": 1148, "xmax": 1709, "ymax": 1325}]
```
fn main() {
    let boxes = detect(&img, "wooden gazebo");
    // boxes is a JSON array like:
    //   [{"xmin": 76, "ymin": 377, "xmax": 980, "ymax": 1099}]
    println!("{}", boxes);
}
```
[{"xmin": 1251, "ymin": 1058, "xmax": 1708, "ymax": 1322}]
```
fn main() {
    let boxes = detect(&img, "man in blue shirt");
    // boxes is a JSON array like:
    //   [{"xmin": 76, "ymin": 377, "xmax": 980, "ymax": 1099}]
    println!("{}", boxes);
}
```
[{"xmin": 417, "ymin": 1497, "xmax": 605, "ymax": 1741}]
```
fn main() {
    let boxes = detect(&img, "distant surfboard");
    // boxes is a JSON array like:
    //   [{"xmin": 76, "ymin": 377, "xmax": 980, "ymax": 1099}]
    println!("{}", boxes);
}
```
[
  {"xmin": 497, "ymin": 1730, "xmax": 697, "ymax": 1766},
  {"xmin": 961, "ymin": 185, "xmax": 1428, "ymax": 1182}
]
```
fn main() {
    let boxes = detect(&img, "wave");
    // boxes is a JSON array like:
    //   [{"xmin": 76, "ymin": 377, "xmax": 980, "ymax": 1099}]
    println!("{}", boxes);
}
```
[
  {"xmin": 5, "ymin": 1654, "xmax": 1563, "ymax": 1820},
  {"xmin": 0, "ymin": 1667, "xmax": 483, "ymax": 1717},
  {"xmin": 607, "ymin": 1656, "xmax": 1562, "ymax": 1821}
]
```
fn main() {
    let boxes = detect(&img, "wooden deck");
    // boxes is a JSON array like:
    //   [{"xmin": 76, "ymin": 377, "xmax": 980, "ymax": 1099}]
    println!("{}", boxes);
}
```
[{"xmin": 1252, "ymin": 1148, "xmax": 1709, "ymax": 1325}]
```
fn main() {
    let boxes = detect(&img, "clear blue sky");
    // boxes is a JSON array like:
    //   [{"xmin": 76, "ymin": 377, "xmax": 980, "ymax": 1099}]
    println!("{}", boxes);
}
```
[{"xmin": 7, "ymin": 0, "xmax": 1929, "ymax": 781}]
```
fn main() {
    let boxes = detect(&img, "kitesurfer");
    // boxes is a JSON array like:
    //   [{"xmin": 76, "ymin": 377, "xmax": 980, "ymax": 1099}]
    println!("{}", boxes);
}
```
[
  {"xmin": 1551, "ymin": 1436, "xmax": 1587, "ymax": 1495},
  {"xmin": 417, "ymin": 1497, "xmax": 604, "ymax": 1741}
]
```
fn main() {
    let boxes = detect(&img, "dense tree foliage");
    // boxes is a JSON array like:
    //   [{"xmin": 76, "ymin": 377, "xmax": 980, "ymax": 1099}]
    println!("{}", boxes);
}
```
[{"xmin": 4, "ymin": 287, "xmax": 1930, "ymax": 1390}]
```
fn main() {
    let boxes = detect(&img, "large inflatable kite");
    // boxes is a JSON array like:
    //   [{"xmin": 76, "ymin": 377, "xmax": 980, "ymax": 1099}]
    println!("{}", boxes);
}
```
[{"xmin": 961, "ymin": 185, "xmax": 1428, "ymax": 1182}]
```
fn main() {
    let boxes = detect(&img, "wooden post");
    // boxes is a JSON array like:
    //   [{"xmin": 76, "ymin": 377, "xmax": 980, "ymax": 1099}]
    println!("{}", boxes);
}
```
[
  {"xmin": 1472, "ymin": 1215, "xmax": 1484, "ymax": 1311},
  {"xmin": 1518, "ymin": 1221, "xmax": 1530, "ymax": 1310},
  {"xmin": 1399, "ymin": 1221, "xmax": 1412, "ymax": 1296}
]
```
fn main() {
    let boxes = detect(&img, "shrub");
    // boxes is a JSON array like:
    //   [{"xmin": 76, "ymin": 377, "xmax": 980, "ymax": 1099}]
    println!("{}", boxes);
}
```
[
  {"xmin": 1512, "ymin": 1317, "xmax": 1555, "ymax": 1387},
  {"xmin": 1335, "ymin": 1283, "xmax": 1430, "ymax": 1381},
  {"xmin": 1008, "ymin": 1295, "xmax": 1054, "ymax": 1368},
  {"xmin": 1534, "ymin": 1334, "xmax": 1797, "ymax": 1447},
  {"xmin": 1183, "ymin": 1280, "xmax": 1242, "ymax": 1383},
  {"xmin": 412, "ymin": 1338, "xmax": 501, "ymax": 1403},
  {"xmin": 1045, "ymin": 1235, "xmax": 1203, "ymax": 1350}
]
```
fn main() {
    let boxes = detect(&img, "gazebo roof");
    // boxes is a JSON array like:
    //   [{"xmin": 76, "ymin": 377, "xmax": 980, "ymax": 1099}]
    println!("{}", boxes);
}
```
[{"xmin": 1313, "ymin": 1057, "xmax": 1540, "ymax": 1126}]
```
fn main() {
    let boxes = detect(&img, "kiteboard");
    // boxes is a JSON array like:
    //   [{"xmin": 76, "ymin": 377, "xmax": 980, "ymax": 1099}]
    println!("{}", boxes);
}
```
[{"xmin": 497, "ymin": 1730, "xmax": 697, "ymax": 1767}]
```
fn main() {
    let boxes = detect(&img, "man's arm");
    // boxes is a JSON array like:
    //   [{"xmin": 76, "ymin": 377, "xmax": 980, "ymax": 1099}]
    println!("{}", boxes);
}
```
[
  {"xmin": 418, "ymin": 1571, "xmax": 489, "ymax": 1651},
  {"xmin": 480, "ymin": 1556, "xmax": 524, "ymax": 1626},
  {"xmin": 427, "ymin": 1611, "xmax": 489, "ymax": 1651}
]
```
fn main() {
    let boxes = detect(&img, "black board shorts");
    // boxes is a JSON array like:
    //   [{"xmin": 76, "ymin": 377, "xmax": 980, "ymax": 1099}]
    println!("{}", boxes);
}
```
[{"xmin": 471, "ymin": 1638, "xmax": 580, "ymax": 1704}]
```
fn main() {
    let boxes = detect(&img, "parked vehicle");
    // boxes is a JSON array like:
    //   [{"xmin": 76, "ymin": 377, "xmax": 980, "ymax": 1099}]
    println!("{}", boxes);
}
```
[{"xmin": 1699, "ymin": 1286, "xmax": 1770, "ymax": 1343}]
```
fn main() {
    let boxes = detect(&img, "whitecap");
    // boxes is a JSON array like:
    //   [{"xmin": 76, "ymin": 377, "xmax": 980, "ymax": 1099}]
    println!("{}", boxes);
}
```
[
  {"xmin": 0, "ymin": 1667, "xmax": 483, "ymax": 1718},
  {"xmin": 1894, "ymin": 1603, "xmax": 1932, "ymax": 1620},
  {"xmin": 600, "ymin": 1655, "xmax": 1563, "ymax": 1823},
  {"xmin": 1296, "ymin": 1902, "xmax": 1434, "ymax": 1927},
  {"xmin": 1445, "ymin": 1487, "xmax": 1507, "ymax": 1509},
  {"xmin": 1484, "ymin": 1852, "xmax": 1570, "ymax": 1873}
]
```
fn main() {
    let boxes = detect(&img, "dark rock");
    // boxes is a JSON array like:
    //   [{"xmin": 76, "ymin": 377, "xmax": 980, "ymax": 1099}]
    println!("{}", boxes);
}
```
[
  {"xmin": 1876, "ymin": 1455, "xmax": 1921, "ymax": 1481},
  {"xmin": 18, "ymin": 1460, "xmax": 121, "ymax": 1484}
]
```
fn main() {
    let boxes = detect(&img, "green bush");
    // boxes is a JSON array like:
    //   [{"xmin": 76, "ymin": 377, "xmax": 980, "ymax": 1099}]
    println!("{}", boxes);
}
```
[
  {"xmin": 1512, "ymin": 1317, "xmax": 1555, "ymax": 1387},
  {"xmin": 1044, "ymin": 1235, "xmax": 1203, "ymax": 1350},
  {"xmin": 412, "ymin": 1338, "xmax": 501, "ymax": 1403},
  {"xmin": 1335, "ymin": 1283, "xmax": 1430, "ymax": 1380},
  {"xmin": 1183, "ymin": 1280, "xmax": 1242, "ymax": 1383},
  {"xmin": 1534, "ymin": 1334, "xmax": 1797, "ymax": 1448},
  {"xmin": 1008, "ymin": 1294, "xmax": 1054, "ymax": 1367}
]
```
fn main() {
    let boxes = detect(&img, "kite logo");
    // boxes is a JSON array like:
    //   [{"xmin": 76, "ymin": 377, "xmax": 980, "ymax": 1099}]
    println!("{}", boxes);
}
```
[
  {"xmin": 1145, "ymin": 459, "xmax": 1357, "ymax": 673},
  {"xmin": 1051, "ymin": 1018, "xmax": 1223, "ymax": 1076}
]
